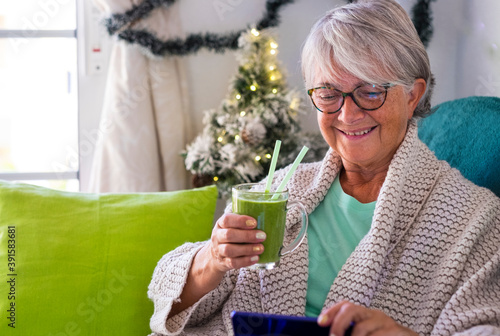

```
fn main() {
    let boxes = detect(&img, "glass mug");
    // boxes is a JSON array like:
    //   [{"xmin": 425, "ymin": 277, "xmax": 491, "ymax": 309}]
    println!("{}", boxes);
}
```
[{"xmin": 232, "ymin": 183, "xmax": 308, "ymax": 270}]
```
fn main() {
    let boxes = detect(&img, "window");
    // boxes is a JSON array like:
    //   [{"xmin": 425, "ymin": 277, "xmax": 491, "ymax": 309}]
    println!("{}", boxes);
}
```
[{"xmin": 0, "ymin": 0, "xmax": 79, "ymax": 191}]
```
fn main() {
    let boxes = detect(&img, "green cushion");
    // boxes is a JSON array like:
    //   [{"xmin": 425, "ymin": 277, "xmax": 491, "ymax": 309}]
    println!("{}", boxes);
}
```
[
  {"xmin": 0, "ymin": 181, "xmax": 217, "ymax": 335},
  {"xmin": 419, "ymin": 96, "xmax": 500, "ymax": 197}
]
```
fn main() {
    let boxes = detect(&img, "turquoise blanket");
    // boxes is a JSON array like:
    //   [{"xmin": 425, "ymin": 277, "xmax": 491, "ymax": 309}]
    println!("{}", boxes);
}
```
[{"xmin": 419, "ymin": 96, "xmax": 500, "ymax": 197}]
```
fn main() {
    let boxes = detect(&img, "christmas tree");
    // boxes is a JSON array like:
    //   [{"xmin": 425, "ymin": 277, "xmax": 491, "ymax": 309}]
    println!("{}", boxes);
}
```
[{"xmin": 184, "ymin": 28, "xmax": 327, "ymax": 197}]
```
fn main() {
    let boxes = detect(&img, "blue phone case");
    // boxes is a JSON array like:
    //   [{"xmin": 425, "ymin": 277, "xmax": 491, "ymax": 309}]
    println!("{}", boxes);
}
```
[{"xmin": 231, "ymin": 311, "xmax": 353, "ymax": 336}]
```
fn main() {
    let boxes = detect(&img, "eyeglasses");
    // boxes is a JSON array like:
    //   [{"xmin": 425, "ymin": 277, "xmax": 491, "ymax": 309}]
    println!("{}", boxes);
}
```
[{"xmin": 307, "ymin": 83, "xmax": 395, "ymax": 114}]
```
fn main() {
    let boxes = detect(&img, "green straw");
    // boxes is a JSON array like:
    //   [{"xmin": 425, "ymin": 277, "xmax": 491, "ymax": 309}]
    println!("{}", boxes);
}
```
[
  {"xmin": 271, "ymin": 146, "xmax": 309, "ymax": 200},
  {"xmin": 265, "ymin": 140, "xmax": 281, "ymax": 193}
]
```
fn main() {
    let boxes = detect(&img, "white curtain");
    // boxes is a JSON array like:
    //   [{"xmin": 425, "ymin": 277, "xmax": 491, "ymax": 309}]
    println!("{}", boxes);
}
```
[{"xmin": 89, "ymin": 0, "xmax": 191, "ymax": 192}]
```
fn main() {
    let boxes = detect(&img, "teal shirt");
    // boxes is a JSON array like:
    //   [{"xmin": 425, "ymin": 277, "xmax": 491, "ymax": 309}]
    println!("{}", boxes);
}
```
[{"xmin": 305, "ymin": 176, "xmax": 376, "ymax": 317}]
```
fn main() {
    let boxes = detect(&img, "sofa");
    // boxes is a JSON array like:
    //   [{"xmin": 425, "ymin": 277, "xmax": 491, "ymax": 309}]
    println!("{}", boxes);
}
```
[
  {"xmin": 418, "ymin": 96, "xmax": 500, "ymax": 197},
  {"xmin": 0, "ymin": 182, "xmax": 218, "ymax": 335},
  {"xmin": 1, "ymin": 95, "xmax": 498, "ymax": 335}
]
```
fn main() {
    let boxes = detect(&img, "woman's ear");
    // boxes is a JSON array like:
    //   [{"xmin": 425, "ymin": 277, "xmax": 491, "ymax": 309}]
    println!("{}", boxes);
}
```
[{"xmin": 407, "ymin": 78, "xmax": 427, "ymax": 118}]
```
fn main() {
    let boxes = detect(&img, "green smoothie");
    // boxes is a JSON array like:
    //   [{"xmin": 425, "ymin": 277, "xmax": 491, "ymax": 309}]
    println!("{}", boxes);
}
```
[{"xmin": 233, "ymin": 193, "xmax": 287, "ymax": 264}]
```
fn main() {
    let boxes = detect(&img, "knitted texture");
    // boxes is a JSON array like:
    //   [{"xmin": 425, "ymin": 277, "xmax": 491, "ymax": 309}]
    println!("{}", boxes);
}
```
[
  {"xmin": 147, "ymin": 121, "xmax": 500, "ymax": 335},
  {"xmin": 418, "ymin": 96, "xmax": 500, "ymax": 197}
]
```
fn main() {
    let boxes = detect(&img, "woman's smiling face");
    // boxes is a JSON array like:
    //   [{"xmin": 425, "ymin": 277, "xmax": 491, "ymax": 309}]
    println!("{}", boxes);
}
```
[{"xmin": 315, "ymin": 71, "xmax": 424, "ymax": 172}]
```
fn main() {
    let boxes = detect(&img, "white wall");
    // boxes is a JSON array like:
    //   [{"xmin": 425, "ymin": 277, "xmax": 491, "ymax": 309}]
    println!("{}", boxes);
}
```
[
  {"xmin": 457, "ymin": 0, "xmax": 500, "ymax": 98},
  {"xmin": 425, "ymin": 0, "xmax": 466, "ymax": 103},
  {"xmin": 78, "ymin": 0, "xmax": 111, "ymax": 190},
  {"xmin": 175, "ymin": 0, "xmax": 339, "ymax": 135},
  {"xmin": 78, "ymin": 0, "xmax": 500, "ymax": 191}
]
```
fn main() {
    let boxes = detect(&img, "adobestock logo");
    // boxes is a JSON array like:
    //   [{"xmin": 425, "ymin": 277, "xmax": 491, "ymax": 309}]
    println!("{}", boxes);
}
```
[
  {"xmin": 76, "ymin": 268, "xmax": 135, "ymax": 323},
  {"xmin": 51, "ymin": 62, "xmax": 174, "ymax": 180},
  {"xmin": 46, "ymin": 268, "xmax": 135, "ymax": 336},
  {"xmin": 213, "ymin": 0, "xmax": 244, "ymax": 21},
  {"xmin": 9, "ymin": 0, "xmax": 73, "ymax": 52},
  {"xmin": 475, "ymin": 74, "xmax": 500, "ymax": 96}
]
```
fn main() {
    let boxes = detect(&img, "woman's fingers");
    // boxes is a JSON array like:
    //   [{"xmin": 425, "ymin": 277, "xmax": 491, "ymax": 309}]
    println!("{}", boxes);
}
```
[
  {"xmin": 317, "ymin": 301, "xmax": 342, "ymax": 326},
  {"xmin": 213, "ymin": 245, "xmax": 263, "ymax": 271},
  {"xmin": 216, "ymin": 226, "xmax": 267, "ymax": 244},
  {"xmin": 217, "ymin": 242, "xmax": 264, "ymax": 258},
  {"xmin": 318, "ymin": 301, "xmax": 364, "ymax": 336},
  {"xmin": 209, "ymin": 213, "xmax": 266, "ymax": 271},
  {"xmin": 220, "ymin": 255, "xmax": 262, "ymax": 270},
  {"xmin": 216, "ymin": 213, "xmax": 257, "ymax": 229},
  {"xmin": 333, "ymin": 302, "xmax": 372, "ymax": 335},
  {"xmin": 214, "ymin": 213, "xmax": 266, "ymax": 244},
  {"xmin": 318, "ymin": 301, "xmax": 418, "ymax": 336}
]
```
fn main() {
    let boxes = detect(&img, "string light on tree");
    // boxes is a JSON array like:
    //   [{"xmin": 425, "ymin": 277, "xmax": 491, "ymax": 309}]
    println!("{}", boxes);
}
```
[{"xmin": 183, "ymin": 28, "xmax": 328, "ymax": 197}]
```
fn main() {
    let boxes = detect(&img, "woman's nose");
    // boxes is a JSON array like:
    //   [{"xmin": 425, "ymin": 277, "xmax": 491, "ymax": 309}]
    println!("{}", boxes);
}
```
[{"xmin": 337, "ymin": 95, "xmax": 365, "ymax": 124}]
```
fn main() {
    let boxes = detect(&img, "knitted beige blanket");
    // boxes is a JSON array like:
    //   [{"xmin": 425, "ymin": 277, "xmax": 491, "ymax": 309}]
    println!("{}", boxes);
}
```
[{"xmin": 148, "ymin": 121, "xmax": 500, "ymax": 336}]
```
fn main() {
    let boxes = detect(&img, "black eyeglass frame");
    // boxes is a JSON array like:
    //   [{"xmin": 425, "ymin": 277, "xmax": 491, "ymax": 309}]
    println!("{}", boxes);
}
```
[{"xmin": 307, "ymin": 83, "xmax": 395, "ymax": 114}]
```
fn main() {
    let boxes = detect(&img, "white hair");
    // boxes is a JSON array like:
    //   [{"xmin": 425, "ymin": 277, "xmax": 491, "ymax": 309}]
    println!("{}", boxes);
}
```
[{"xmin": 301, "ymin": 0, "xmax": 435, "ymax": 118}]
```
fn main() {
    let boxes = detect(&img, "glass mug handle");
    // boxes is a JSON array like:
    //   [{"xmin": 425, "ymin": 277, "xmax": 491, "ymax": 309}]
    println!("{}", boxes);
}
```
[{"xmin": 279, "ymin": 201, "xmax": 308, "ymax": 257}]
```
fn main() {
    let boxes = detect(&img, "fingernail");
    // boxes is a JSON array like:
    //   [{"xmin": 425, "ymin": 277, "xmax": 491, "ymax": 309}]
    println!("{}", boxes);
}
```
[
  {"xmin": 318, "ymin": 314, "xmax": 328, "ymax": 325},
  {"xmin": 246, "ymin": 219, "xmax": 256, "ymax": 227},
  {"xmin": 256, "ymin": 232, "xmax": 266, "ymax": 240},
  {"xmin": 330, "ymin": 333, "xmax": 337, "ymax": 336},
  {"xmin": 253, "ymin": 246, "xmax": 262, "ymax": 252},
  {"xmin": 250, "ymin": 256, "xmax": 259, "ymax": 262}
]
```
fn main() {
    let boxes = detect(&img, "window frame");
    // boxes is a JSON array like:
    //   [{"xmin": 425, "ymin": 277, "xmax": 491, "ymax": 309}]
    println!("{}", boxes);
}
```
[{"xmin": 0, "ymin": 3, "xmax": 80, "ymax": 185}]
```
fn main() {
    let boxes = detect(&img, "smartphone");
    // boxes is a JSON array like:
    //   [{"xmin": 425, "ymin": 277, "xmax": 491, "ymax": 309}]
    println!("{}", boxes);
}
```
[{"xmin": 231, "ymin": 311, "xmax": 354, "ymax": 336}]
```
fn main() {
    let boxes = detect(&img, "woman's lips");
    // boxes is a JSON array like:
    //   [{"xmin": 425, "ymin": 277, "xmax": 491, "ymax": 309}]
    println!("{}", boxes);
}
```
[{"xmin": 339, "ymin": 126, "xmax": 377, "ymax": 138}]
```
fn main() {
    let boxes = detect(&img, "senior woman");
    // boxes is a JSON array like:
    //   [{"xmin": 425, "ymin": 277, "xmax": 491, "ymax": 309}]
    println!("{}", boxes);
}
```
[{"xmin": 147, "ymin": 0, "xmax": 500, "ymax": 335}]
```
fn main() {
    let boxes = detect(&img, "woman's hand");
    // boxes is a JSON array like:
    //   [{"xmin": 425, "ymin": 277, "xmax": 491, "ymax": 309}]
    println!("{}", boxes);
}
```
[
  {"xmin": 169, "ymin": 213, "xmax": 265, "ymax": 317},
  {"xmin": 206, "ymin": 213, "xmax": 266, "ymax": 273},
  {"xmin": 317, "ymin": 301, "xmax": 419, "ymax": 336}
]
